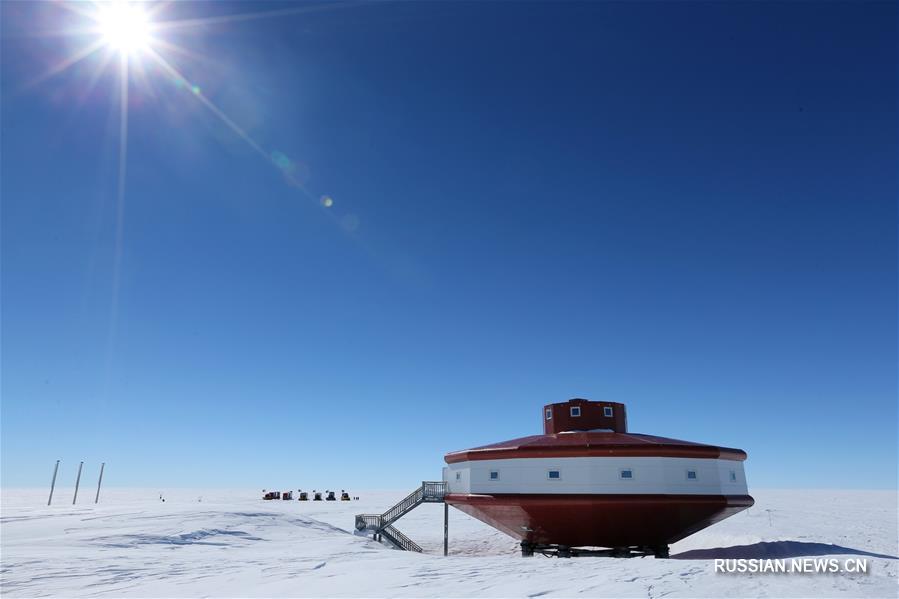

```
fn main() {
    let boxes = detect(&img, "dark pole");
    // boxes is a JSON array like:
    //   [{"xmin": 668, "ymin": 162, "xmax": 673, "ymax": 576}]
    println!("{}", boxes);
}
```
[
  {"xmin": 443, "ymin": 502, "xmax": 448, "ymax": 556},
  {"xmin": 95, "ymin": 463, "xmax": 105, "ymax": 504},
  {"xmin": 47, "ymin": 460, "xmax": 60, "ymax": 506},
  {"xmin": 72, "ymin": 461, "xmax": 83, "ymax": 505}
]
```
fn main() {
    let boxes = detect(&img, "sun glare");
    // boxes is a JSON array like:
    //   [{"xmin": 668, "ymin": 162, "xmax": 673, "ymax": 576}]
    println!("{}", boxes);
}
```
[
  {"xmin": 97, "ymin": 3, "xmax": 151, "ymax": 55},
  {"xmin": 26, "ymin": 1, "xmax": 351, "ymax": 375}
]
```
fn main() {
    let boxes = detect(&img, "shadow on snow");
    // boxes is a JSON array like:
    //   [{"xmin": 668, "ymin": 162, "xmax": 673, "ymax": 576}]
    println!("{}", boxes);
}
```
[
  {"xmin": 93, "ymin": 529, "xmax": 264, "ymax": 548},
  {"xmin": 672, "ymin": 541, "xmax": 898, "ymax": 560}
]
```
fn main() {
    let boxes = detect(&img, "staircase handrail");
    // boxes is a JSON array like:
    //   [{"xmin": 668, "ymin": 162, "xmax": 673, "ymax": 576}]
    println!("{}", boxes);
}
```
[
  {"xmin": 353, "ymin": 481, "xmax": 447, "ymax": 552},
  {"xmin": 421, "ymin": 481, "xmax": 446, "ymax": 500},
  {"xmin": 381, "ymin": 486, "xmax": 423, "ymax": 525},
  {"xmin": 355, "ymin": 513, "xmax": 382, "ymax": 531},
  {"xmin": 381, "ymin": 524, "xmax": 423, "ymax": 553}
]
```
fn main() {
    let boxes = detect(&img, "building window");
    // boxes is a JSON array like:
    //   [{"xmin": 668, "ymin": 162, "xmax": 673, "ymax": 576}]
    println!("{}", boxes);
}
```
[
  {"xmin": 455, "ymin": 472, "xmax": 461, "ymax": 481},
  {"xmin": 489, "ymin": 470, "xmax": 499, "ymax": 480},
  {"xmin": 570, "ymin": 406, "xmax": 581, "ymax": 417},
  {"xmin": 729, "ymin": 470, "xmax": 737, "ymax": 482},
  {"xmin": 547, "ymin": 470, "xmax": 561, "ymax": 480},
  {"xmin": 619, "ymin": 469, "xmax": 633, "ymax": 480},
  {"xmin": 546, "ymin": 408, "xmax": 552, "ymax": 420},
  {"xmin": 686, "ymin": 470, "xmax": 697, "ymax": 480},
  {"xmin": 603, "ymin": 406, "xmax": 614, "ymax": 417}
]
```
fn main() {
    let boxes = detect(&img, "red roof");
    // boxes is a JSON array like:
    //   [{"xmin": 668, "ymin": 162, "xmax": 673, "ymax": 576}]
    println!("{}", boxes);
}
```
[{"xmin": 444, "ymin": 431, "xmax": 747, "ymax": 463}]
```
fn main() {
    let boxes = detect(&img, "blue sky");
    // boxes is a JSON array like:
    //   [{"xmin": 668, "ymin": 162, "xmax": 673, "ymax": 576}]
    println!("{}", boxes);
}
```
[{"xmin": 1, "ymin": 1, "xmax": 895, "ymax": 491}]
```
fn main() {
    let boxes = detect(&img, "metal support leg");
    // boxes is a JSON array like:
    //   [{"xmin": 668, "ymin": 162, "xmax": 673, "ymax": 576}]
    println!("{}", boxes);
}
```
[
  {"xmin": 47, "ymin": 460, "xmax": 60, "ymax": 506},
  {"xmin": 520, "ymin": 541, "xmax": 535, "ymax": 557},
  {"xmin": 443, "ymin": 502, "xmax": 448, "ymax": 556}
]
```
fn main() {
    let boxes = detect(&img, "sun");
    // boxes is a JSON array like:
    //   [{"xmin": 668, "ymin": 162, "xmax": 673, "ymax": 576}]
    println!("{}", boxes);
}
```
[{"xmin": 96, "ymin": 2, "xmax": 151, "ymax": 56}]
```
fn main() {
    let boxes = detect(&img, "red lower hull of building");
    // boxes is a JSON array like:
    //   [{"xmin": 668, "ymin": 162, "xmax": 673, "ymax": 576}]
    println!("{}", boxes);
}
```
[{"xmin": 446, "ymin": 493, "xmax": 754, "ymax": 548}]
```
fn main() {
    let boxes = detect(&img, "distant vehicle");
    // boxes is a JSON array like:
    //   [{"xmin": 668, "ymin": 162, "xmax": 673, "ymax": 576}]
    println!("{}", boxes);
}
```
[
  {"xmin": 313, "ymin": 491, "xmax": 322, "ymax": 501},
  {"xmin": 325, "ymin": 491, "xmax": 336, "ymax": 501},
  {"xmin": 298, "ymin": 491, "xmax": 309, "ymax": 501},
  {"xmin": 263, "ymin": 491, "xmax": 281, "ymax": 500},
  {"xmin": 282, "ymin": 491, "xmax": 293, "ymax": 500},
  {"xmin": 340, "ymin": 491, "xmax": 351, "ymax": 501}
]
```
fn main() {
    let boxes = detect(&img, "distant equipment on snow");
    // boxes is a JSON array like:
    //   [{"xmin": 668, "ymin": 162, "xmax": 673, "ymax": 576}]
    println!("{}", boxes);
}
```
[{"xmin": 262, "ymin": 488, "xmax": 356, "ymax": 501}]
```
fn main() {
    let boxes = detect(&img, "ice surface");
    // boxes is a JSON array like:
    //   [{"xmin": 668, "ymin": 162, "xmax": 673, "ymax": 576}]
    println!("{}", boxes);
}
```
[{"xmin": 1, "ymin": 488, "xmax": 895, "ymax": 597}]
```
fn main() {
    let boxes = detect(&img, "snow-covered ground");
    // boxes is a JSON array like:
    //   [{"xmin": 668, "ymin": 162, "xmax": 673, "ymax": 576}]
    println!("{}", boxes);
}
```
[{"xmin": 1, "ymin": 488, "xmax": 895, "ymax": 597}]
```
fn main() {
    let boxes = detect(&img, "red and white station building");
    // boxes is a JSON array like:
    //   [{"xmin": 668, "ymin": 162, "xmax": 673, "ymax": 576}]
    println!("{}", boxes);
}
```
[{"xmin": 442, "ymin": 398, "xmax": 753, "ymax": 556}]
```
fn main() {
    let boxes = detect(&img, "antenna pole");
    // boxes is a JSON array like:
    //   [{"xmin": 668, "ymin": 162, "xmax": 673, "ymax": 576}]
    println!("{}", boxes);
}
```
[
  {"xmin": 95, "ymin": 463, "xmax": 105, "ymax": 504},
  {"xmin": 72, "ymin": 461, "xmax": 84, "ymax": 505},
  {"xmin": 47, "ymin": 460, "xmax": 60, "ymax": 506}
]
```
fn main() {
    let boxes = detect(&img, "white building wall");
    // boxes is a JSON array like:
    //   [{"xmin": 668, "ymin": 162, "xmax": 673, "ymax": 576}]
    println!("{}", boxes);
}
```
[
  {"xmin": 444, "ymin": 456, "xmax": 748, "ymax": 496},
  {"xmin": 444, "ymin": 463, "xmax": 471, "ymax": 494}
]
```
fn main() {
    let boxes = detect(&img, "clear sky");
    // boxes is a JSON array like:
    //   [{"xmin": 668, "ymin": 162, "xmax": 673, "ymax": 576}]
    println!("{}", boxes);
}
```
[{"xmin": 1, "ymin": 1, "xmax": 896, "ymax": 491}]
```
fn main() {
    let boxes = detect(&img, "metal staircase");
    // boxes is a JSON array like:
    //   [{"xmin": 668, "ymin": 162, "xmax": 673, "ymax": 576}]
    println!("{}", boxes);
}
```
[{"xmin": 355, "ymin": 481, "xmax": 446, "ymax": 552}]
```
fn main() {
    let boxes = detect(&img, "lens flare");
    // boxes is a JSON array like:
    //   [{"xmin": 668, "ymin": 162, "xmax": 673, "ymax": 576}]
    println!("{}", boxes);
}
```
[
  {"xmin": 25, "ymin": 1, "xmax": 363, "ymax": 392},
  {"xmin": 97, "ymin": 3, "xmax": 150, "ymax": 55}
]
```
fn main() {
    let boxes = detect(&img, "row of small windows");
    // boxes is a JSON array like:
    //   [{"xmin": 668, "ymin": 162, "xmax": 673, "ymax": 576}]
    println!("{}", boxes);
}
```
[
  {"xmin": 545, "ymin": 406, "xmax": 615, "ymax": 420},
  {"xmin": 481, "ymin": 468, "xmax": 740, "ymax": 482},
  {"xmin": 570, "ymin": 406, "xmax": 614, "ymax": 418}
]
